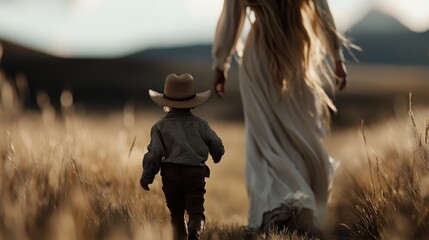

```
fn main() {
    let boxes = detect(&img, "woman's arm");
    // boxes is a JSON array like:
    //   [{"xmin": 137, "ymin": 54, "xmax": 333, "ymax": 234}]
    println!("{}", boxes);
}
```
[{"xmin": 212, "ymin": 0, "xmax": 246, "ymax": 97}]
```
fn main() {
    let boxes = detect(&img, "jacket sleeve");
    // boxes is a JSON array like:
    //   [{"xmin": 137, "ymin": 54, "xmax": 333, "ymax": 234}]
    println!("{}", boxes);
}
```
[
  {"xmin": 212, "ymin": 0, "xmax": 246, "ymax": 72},
  {"xmin": 314, "ymin": 0, "xmax": 344, "ymax": 63},
  {"xmin": 204, "ymin": 122, "xmax": 225, "ymax": 163},
  {"xmin": 141, "ymin": 124, "xmax": 164, "ymax": 185}
]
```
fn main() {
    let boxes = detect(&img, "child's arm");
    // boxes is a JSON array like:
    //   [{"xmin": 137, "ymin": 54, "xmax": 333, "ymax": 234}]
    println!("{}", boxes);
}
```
[
  {"xmin": 140, "ymin": 125, "xmax": 164, "ymax": 191},
  {"xmin": 205, "ymin": 122, "xmax": 225, "ymax": 163}
]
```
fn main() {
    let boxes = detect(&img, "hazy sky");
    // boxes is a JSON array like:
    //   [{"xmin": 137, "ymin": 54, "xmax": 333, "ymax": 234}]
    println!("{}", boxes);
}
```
[{"xmin": 0, "ymin": 0, "xmax": 428, "ymax": 57}]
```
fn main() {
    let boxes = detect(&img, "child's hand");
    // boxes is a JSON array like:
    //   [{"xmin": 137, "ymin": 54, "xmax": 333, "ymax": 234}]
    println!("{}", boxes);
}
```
[{"xmin": 142, "ymin": 184, "xmax": 150, "ymax": 191}]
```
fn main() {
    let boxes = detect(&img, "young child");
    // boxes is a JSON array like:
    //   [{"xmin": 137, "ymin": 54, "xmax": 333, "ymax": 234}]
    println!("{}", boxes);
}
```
[{"xmin": 140, "ymin": 73, "xmax": 225, "ymax": 240}]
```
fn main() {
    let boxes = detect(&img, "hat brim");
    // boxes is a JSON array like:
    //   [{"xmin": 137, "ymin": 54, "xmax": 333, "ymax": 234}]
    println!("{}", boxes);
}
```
[{"xmin": 149, "ymin": 89, "xmax": 211, "ymax": 109}]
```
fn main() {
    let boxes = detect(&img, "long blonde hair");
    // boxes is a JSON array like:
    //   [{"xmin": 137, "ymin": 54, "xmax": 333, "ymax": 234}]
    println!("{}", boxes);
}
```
[{"xmin": 241, "ymin": 0, "xmax": 350, "ymax": 124}]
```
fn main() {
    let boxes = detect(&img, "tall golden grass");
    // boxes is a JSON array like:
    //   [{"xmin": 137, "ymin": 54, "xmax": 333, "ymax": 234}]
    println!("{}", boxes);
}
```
[
  {"xmin": 324, "ymin": 94, "xmax": 429, "ymax": 239},
  {"xmin": 1, "ymin": 73, "xmax": 429, "ymax": 239}
]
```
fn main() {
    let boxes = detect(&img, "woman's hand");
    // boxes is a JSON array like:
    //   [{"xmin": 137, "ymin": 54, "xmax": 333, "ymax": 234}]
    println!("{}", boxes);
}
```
[
  {"xmin": 335, "ymin": 61, "xmax": 348, "ymax": 91},
  {"xmin": 213, "ymin": 68, "xmax": 226, "ymax": 98}
]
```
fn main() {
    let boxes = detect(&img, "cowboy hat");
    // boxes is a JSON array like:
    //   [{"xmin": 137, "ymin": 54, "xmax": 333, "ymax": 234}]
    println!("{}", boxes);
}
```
[{"xmin": 149, "ymin": 73, "xmax": 211, "ymax": 109}]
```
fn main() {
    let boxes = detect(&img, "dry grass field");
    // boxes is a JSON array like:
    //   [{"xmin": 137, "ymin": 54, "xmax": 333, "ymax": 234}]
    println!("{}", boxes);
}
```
[{"xmin": 1, "ymin": 75, "xmax": 429, "ymax": 239}]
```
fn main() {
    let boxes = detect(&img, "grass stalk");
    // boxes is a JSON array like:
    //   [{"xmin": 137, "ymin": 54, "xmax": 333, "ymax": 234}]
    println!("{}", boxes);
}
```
[
  {"xmin": 408, "ymin": 92, "xmax": 427, "ymax": 167},
  {"xmin": 361, "ymin": 119, "xmax": 375, "ymax": 196},
  {"xmin": 425, "ymin": 117, "xmax": 428, "ymax": 145},
  {"xmin": 121, "ymin": 135, "xmax": 137, "ymax": 197}
]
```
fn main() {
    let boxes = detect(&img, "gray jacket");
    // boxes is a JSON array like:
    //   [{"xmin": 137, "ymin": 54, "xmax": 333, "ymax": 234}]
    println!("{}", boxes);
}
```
[{"xmin": 140, "ymin": 109, "xmax": 225, "ymax": 185}]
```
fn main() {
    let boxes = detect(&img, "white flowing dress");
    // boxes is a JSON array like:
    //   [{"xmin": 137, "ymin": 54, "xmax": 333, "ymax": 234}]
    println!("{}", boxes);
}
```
[{"xmin": 212, "ymin": 0, "xmax": 344, "ymax": 229}]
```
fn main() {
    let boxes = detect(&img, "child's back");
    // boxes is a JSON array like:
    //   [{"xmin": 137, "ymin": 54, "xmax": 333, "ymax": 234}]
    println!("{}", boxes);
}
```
[{"xmin": 140, "ymin": 74, "xmax": 224, "ymax": 240}]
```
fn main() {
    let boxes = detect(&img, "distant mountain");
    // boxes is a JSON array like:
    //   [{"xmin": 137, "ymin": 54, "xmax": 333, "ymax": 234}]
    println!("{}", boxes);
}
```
[
  {"xmin": 350, "ymin": 10, "xmax": 411, "ymax": 34},
  {"xmin": 128, "ymin": 45, "xmax": 212, "ymax": 62},
  {"xmin": 344, "ymin": 10, "xmax": 429, "ymax": 65}
]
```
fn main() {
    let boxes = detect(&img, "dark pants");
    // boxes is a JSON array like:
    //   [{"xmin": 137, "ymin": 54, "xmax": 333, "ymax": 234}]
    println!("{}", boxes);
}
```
[{"xmin": 161, "ymin": 163, "xmax": 206, "ymax": 240}]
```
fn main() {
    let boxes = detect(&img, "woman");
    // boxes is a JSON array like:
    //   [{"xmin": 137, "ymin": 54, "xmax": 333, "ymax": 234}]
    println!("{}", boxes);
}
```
[{"xmin": 212, "ymin": 0, "xmax": 348, "ymax": 234}]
